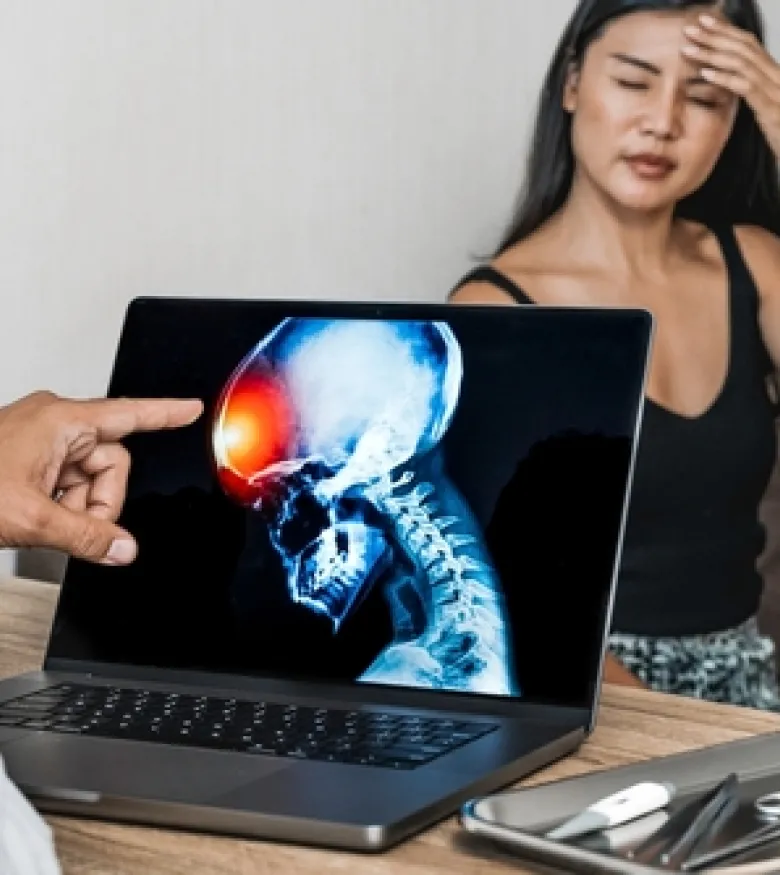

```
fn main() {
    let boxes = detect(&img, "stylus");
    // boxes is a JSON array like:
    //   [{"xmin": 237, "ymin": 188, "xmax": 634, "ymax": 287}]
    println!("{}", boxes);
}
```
[{"xmin": 545, "ymin": 781, "xmax": 676, "ymax": 841}]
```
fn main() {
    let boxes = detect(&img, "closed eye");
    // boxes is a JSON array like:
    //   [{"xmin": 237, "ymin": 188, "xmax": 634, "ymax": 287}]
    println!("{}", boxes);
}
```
[
  {"xmin": 690, "ymin": 96, "xmax": 720, "ymax": 108},
  {"xmin": 615, "ymin": 78, "xmax": 648, "ymax": 90}
]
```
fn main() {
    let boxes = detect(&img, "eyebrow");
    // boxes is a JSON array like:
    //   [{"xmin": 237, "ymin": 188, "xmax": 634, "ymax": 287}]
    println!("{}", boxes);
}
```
[
  {"xmin": 610, "ymin": 52, "xmax": 661, "ymax": 74},
  {"xmin": 609, "ymin": 51, "xmax": 713, "ymax": 85}
]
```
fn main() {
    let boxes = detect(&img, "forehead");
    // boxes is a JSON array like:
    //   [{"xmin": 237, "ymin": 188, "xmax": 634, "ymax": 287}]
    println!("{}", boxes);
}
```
[{"xmin": 589, "ymin": 6, "xmax": 725, "ymax": 61}]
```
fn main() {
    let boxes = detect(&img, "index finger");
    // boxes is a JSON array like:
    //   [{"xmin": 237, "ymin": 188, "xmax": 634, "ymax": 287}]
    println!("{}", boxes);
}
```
[
  {"xmin": 697, "ymin": 13, "xmax": 759, "ymax": 48},
  {"xmin": 77, "ymin": 397, "xmax": 204, "ymax": 441}
]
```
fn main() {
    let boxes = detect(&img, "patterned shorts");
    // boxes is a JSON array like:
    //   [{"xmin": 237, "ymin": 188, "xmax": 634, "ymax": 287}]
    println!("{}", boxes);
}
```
[{"xmin": 608, "ymin": 617, "xmax": 780, "ymax": 711}]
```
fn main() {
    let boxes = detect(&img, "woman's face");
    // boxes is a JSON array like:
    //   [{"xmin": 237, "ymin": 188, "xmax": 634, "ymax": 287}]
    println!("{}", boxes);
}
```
[{"xmin": 564, "ymin": 7, "xmax": 740, "ymax": 213}]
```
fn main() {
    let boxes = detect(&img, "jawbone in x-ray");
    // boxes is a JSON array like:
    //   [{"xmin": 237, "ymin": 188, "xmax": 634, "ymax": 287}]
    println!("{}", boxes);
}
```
[{"xmin": 212, "ymin": 317, "xmax": 520, "ymax": 697}]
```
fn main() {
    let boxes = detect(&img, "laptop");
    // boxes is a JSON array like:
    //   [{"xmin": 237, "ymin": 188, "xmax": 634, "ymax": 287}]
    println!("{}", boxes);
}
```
[{"xmin": 0, "ymin": 298, "xmax": 651, "ymax": 851}]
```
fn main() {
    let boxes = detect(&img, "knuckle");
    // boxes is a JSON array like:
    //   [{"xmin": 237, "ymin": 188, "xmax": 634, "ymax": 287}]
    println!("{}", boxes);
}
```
[
  {"xmin": 45, "ymin": 404, "xmax": 95, "ymax": 448},
  {"xmin": 27, "ymin": 390, "xmax": 57, "ymax": 404},
  {"xmin": 38, "ymin": 396, "xmax": 70, "ymax": 425},
  {"xmin": 18, "ymin": 390, "xmax": 58, "ymax": 418},
  {"xmin": 90, "ymin": 441, "xmax": 129, "ymax": 473}
]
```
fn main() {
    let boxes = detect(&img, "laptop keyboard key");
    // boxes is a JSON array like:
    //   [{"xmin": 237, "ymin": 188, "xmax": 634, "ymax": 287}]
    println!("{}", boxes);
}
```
[{"xmin": 0, "ymin": 683, "xmax": 498, "ymax": 770}]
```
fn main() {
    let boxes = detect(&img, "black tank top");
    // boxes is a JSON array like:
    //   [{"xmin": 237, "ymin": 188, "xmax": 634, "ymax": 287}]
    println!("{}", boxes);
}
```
[{"xmin": 450, "ymin": 225, "xmax": 779, "ymax": 636}]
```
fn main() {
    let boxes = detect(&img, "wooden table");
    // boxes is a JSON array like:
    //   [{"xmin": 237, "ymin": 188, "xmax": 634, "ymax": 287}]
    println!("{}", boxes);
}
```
[{"xmin": 3, "ymin": 575, "xmax": 780, "ymax": 874}]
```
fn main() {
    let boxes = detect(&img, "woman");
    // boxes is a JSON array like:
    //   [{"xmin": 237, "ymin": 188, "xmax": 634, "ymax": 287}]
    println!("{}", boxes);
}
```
[{"xmin": 450, "ymin": 0, "xmax": 780, "ymax": 709}]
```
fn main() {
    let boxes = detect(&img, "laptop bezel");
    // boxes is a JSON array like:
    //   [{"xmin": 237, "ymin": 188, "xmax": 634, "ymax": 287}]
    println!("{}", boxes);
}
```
[{"xmin": 43, "ymin": 297, "xmax": 653, "ymax": 734}]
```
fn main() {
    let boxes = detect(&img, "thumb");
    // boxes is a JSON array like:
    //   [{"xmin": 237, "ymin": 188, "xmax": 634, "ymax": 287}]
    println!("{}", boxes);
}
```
[{"xmin": 28, "ymin": 499, "xmax": 138, "ymax": 565}]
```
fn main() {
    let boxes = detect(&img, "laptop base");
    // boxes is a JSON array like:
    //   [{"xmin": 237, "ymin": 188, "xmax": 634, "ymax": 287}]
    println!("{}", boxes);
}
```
[{"xmin": 0, "ymin": 671, "xmax": 585, "ymax": 851}]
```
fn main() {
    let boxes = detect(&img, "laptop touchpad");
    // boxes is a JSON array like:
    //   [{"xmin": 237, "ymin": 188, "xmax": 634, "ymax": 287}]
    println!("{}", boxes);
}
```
[{"xmin": 1, "ymin": 734, "xmax": 291, "ymax": 804}]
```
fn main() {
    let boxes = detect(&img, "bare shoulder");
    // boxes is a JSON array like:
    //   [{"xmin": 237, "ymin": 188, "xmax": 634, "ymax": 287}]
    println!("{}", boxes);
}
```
[
  {"xmin": 733, "ymin": 224, "xmax": 780, "ymax": 299},
  {"xmin": 448, "ymin": 280, "xmax": 517, "ymax": 306},
  {"xmin": 733, "ymin": 223, "xmax": 780, "ymax": 263},
  {"xmin": 448, "ymin": 235, "xmax": 546, "ymax": 306}
]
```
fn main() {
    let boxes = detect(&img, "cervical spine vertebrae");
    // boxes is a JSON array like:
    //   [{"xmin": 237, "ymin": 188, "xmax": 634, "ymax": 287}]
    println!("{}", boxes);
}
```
[{"xmin": 361, "ymin": 470, "xmax": 513, "ymax": 695}]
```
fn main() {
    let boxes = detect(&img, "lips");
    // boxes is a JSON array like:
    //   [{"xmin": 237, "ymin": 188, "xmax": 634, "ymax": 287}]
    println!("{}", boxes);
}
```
[{"xmin": 624, "ymin": 154, "xmax": 677, "ymax": 180}]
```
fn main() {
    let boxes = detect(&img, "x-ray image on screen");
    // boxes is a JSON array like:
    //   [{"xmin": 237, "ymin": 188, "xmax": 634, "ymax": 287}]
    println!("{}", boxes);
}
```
[{"xmin": 211, "ymin": 317, "xmax": 521, "ymax": 697}]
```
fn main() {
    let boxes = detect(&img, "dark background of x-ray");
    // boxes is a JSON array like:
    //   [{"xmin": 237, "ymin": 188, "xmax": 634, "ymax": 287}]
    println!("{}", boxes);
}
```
[{"xmin": 46, "ymin": 299, "xmax": 648, "ymax": 709}]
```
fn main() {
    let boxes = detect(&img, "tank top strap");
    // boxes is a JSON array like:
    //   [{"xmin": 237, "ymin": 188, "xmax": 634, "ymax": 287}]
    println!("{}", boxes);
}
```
[
  {"xmin": 711, "ymin": 224, "xmax": 758, "ymax": 307},
  {"xmin": 711, "ymin": 225, "xmax": 778, "ymax": 389},
  {"xmin": 447, "ymin": 265, "xmax": 534, "ymax": 305}
]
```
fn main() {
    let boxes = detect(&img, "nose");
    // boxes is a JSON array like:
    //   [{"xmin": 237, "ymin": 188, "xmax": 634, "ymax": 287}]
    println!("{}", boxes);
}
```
[{"xmin": 639, "ymin": 86, "xmax": 683, "ymax": 141}]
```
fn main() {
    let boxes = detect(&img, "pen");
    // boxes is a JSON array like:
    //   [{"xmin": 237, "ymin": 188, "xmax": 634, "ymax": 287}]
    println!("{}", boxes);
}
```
[
  {"xmin": 681, "ymin": 819, "xmax": 780, "ymax": 871},
  {"xmin": 545, "ymin": 781, "xmax": 676, "ymax": 841},
  {"xmin": 659, "ymin": 772, "xmax": 739, "ymax": 867}
]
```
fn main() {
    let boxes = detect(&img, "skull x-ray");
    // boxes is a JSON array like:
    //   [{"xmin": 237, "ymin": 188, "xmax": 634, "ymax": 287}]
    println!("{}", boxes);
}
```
[{"xmin": 212, "ymin": 317, "xmax": 520, "ymax": 697}]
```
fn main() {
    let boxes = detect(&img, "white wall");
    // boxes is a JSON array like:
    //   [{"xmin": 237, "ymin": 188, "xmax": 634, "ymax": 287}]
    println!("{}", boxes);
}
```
[
  {"xmin": 0, "ymin": 1, "xmax": 778, "ymax": 578},
  {"xmin": 0, "ymin": 0, "xmax": 778, "ymax": 403},
  {"xmin": 0, "ymin": 0, "xmax": 568, "ymax": 404},
  {"xmin": 1, "ymin": 0, "xmax": 778, "ymax": 403}
]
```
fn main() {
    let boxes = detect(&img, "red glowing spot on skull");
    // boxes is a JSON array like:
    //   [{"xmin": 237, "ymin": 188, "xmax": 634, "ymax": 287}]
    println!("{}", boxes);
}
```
[{"xmin": 213, "ymin": 372, "xmax": 295, "ymax": 501}]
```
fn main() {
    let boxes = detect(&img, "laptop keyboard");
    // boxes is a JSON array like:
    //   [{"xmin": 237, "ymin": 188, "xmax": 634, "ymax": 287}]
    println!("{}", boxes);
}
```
[{"xmin": 0, "ymin": 683, "xmax": 498, "ymax": 770}]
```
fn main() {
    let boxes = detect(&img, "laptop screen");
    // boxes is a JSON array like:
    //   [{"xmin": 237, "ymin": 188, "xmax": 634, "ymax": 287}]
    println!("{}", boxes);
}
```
[{"xmin": 47, "ymin": 299, "xmax": 650, "ymax": 709}]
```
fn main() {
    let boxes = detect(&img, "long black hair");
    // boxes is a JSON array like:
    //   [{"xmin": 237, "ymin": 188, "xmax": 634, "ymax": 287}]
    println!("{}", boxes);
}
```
[{"xmin": 494, "ymin": 0, "xmax": 780, "ymax": 255}]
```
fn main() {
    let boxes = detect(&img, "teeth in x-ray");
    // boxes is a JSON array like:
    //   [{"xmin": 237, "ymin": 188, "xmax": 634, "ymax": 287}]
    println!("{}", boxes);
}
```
[
  {"xmin": 297, "ymin": 574, "xmax": 348, "ymax": 614},
  {"xmin": 297, "ymin": 575, "xmax": 358, "ymax": 630},
  {"xmin": 291, "ymin": 522, "xmax": 389, "ymax": 631}
]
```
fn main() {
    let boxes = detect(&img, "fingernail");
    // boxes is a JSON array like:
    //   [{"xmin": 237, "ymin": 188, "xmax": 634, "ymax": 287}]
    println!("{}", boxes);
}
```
[
  {"xmin": 181, "ymin": 399, "xmax": 204, "ymax": 421},
  {"xmin": 699, "ymin": 14, "xmax": 716, "ymax": 26},
  {"xmin": 682, "ymin": 44, "xmax": 698, "ymax": 55},
  {"xmin": 106, "ymin": 539, "xmax": 137, "ymax": 564},
  {"xmin": 684, "ymin": 24, "xmax": 700, "ymax": 35}
]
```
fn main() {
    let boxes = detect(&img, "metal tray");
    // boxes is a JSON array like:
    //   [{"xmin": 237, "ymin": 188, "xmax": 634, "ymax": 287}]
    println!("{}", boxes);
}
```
[{"xmin": 460, "ymin": 731, "xmax": 780, "ymax": 873}]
